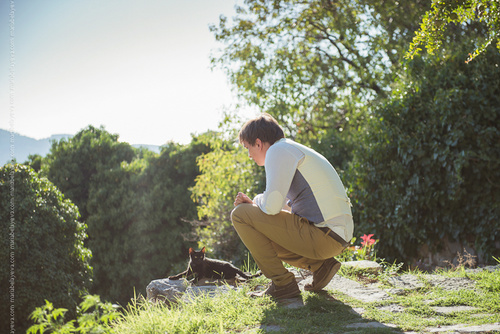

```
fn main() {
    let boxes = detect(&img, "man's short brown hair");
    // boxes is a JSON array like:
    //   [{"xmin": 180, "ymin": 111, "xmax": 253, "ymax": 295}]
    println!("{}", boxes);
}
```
[{"xmin": 239, "ymin": 113, "xmax": 285, "ymax": 146}]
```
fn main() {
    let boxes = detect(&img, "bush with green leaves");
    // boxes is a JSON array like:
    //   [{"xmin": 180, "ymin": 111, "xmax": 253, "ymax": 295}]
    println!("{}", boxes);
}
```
[
  {"xmin": 349, "ymin": 44, "xmax": 500, "ymax": 264},
  {"xmin": 27, "ymin": 295, "xmax": 120, "ymax": 334},
  {"xmin": 407, "ymin": 0, "xmax": 500, "ymax": 63},
  {"xmin": 85, "ymin": 137, "xmax": 210, "ymax": 305},
  {"xmin": 191, "ymin": 130, "xmax": 265, "ymax": 262},
  {"xmin": 43, "ymin": 125, "xmax": 136, "ymax": 222},
  {"xmin": 0, "ymin": 164, "xmax": 92, "ymax": 333},
  {"xmin": 209, "ymin": 0, "xmax": 432, "ymax": 135},
  {"xmin": 40, "ymin": 126, "xmax": 211, "ymax": 305}
]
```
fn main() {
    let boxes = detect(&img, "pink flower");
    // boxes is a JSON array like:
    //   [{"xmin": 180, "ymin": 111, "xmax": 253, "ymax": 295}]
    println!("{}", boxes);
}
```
[{"xmin": 361, "ymin": 234, "xmax": 376, "ymax": 247}]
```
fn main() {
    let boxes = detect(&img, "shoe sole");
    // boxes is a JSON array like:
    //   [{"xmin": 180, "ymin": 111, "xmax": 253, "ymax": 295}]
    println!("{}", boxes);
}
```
[{"xmin": 304, "ymin": 262, "xmax": 341, "ymax": 292}]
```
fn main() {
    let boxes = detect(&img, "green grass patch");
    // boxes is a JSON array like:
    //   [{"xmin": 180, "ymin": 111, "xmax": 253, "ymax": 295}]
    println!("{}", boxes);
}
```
[
  {"xmin": 27, "ymin": 262, "xmax": 500, "ymax": 333},
  {"xmin": 112, "ymin": 288, "xmax": 274, "ymax": 333},
  {"xmin": 332, "ymin": 264, "xmax": 500, "ymax": 333}
]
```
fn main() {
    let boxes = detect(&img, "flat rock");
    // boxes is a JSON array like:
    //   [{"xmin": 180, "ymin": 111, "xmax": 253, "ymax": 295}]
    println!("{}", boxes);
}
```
[
  {"xmin": 323, "ymin": 275, "xmax": 391, "ymax": 303},
  {"xmin": 146, "ymin": 278, "xmax": 186, "ymax": 303},
  {"xmin": 182, "ymin": 285, "xmax": 237, "ymax": 303},
  {"xmin": 387, "ymin": 274, "xmax": 426, "ymax": 291},
  {"xmin": 431, "ymin": 306, "xmax": 480, "ymax": 315},
  {"xmin": 466, "ymin": 265, "xmax": 500, "ymax": 274},
  {"xmin": 423, "ymin": 275, "xmax": 476, "ymax": 291},
  {"xmin": 147, "ymin": 277, "xmax": 238, "ymax": 304},
  {"xmin": 345, "ymin": 321, "xmax": 398, "ymax": 329},
  {"xmin": 483, "ymin": 265, "xmax": 500, "ymax": 273},
  {"xmin": 378, "ymin": 304, "xmax": 406, "ymax": 313},
  {"xmin": 343, "ymin": 260, "xmax": 382, "ymax": 273},
  {"xmin": 386, "ymin": 274, "xmax": 477, "ymax": 292},
  {"xmin": 425, "ymin": 322, "xmax": 500, "ymax": 333}
]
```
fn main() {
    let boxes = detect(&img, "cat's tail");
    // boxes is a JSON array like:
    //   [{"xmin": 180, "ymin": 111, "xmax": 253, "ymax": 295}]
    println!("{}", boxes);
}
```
[{"xmin": 239, "ymin": 270, "xmax": 262, "ymax": 279}]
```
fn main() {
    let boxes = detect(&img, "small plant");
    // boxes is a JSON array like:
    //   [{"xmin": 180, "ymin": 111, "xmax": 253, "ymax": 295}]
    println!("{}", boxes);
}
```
[
  {"xmin": 27, "ymin": 295, "xmax": 121, "ymax": 334},
  {"xmin": 27, "ymin": 300, "xmax": 75, "ymax": 334},
  {"xmin": 441, "ymin": 248, "xmax": 477, "ymax": 271},
  {"xmin": 339, "ymin": 234, "xmax": 379, "ymax": 262}
]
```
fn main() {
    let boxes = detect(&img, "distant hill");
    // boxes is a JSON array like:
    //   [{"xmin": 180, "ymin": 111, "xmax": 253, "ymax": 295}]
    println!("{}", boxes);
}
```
[
  {"xmin": 0, "ymin": 129, "xmax": 161, "ymax": 165},
  {"xmin": 0, "ymin": 130, "xmax": 72, "ymax": 165}
]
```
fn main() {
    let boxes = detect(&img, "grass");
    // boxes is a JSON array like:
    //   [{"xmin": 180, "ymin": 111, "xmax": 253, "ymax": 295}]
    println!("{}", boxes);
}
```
[
  {"xmin": 335, "ymin": 260, "xmax": 500, "ymax": 332},
  {"xmin": 111, "ymin": 288, "xmax": 370, "ymax": 334},
  {"xmin": 112, "ymin": 287, "xmax": 275, "ymax": 333},
  {"xmin": 107, "ymin": 260, "xmax": 500, "ymax": 334}
]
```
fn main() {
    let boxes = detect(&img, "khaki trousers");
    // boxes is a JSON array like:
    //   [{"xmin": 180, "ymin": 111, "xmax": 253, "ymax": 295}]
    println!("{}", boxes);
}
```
[{"xmin": 231, "ymin": 203, "xmax": 346, "ymax": 286}]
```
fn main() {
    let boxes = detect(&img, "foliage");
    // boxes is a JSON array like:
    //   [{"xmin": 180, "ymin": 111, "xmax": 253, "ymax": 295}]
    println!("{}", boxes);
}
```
[
  {"xmin": 191, "ymin": 117, "xmax": 265, "ymax": 262},
  {"xmin": 43, "ymin": 125, "xmax": 136, "ymax": 222},
  {"xmin": 85, "ymin": 135, "xmax": 210, "ymax": 305},
  {"xmin": 204, "ymin": 0, "xmax": 435, "ymax": 264},
  {"xmin": 41, "ymin": 126, "xmax": 211, "ymax": 305},
  {"xmin": 26, "ymin": 153, "xmax": 44, "ymax": 172},
  {"xmin": 210, "ymin": 0, "xmax": 429, "ymax": 143},
  {"xmin": 0, "ymin": 164, "xmax": 92, "ymax": 333},
  {"xmin": 112, "ymin": 289, "xmax": 275, "ymax": 334},
  {"xmin": 338, "ymin": 234, "xmax": 379, "ymax": 262},
  {"xmin": 349, "ymin": 44, "xmax": 500, "ymax": 264},
  {"xmin": 27, "ymin": 295, "xmax": 120, "ymax": 334},
  {"xmin": 407, "ymin": 0, "xmax": 500, "ymax": 63}
]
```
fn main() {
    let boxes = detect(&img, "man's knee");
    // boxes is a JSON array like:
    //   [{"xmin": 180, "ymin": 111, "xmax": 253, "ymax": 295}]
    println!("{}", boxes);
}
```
[{"xmin": 230, "ymin": 203, "xmax": 254, "ymax": 226}]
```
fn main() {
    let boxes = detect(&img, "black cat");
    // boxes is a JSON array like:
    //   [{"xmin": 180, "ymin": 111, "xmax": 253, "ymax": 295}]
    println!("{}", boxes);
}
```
[{"xmin": 168, "ymin": 247, "xmax": 261, "ymax": 281}]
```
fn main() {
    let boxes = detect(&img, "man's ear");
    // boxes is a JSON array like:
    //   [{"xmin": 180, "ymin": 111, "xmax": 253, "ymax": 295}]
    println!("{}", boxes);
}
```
[{"xmin": 255, "ymin": 138, "xmax": 262, "ymax": 149}]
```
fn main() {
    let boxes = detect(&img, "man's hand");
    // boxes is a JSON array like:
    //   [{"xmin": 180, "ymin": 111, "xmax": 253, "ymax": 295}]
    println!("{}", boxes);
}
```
[{"xmin": 234, "ymin": 192, "xmax": 253, "ymax": 206}]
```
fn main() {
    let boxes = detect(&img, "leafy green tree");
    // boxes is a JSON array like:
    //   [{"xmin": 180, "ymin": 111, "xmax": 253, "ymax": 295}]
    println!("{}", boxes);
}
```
[
  {"xmin": 350, "ymin": 44, "xmax": 500, "ymax": 264},
  {"xmin": 210, "ymin": 0, "xmax": 429, "ymax": 142},
  {"xmin": 86, "ymin": 136, "xmax": 210, "ymax": 304},
  {"xmin": 407, "ymin": 0, "xmax": 500, "ymax": 63},
  {"xmin": 209, "ymin": 0, "xmax": 434, "ymax": 192},
  {"xmin": 0, "ymin": 164, "xmax": 92, "ymax": 333},
  {"xmin": 191, "ymin": 126, "xmax": 265, "ymax": 262},
  {"xmin": 25, "ymin": 154, "xmax": 43, "ymax": 172},
  {"xmin": 43, "ymin": 126, "xmax": 135, "ymax": 222},
  {"xmin": 40, "ymin": 125, "xmax": 211, "ymax": 304}
]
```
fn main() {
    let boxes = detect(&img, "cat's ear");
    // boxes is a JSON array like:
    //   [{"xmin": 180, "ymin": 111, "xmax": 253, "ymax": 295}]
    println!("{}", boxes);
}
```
[
  {"xmin": 201, "ymin": 247, "xmax": 206, "ymax": 253},
  {"xmin": 189, "ymin": 247, "xmax": 194, "ymax": 254}
]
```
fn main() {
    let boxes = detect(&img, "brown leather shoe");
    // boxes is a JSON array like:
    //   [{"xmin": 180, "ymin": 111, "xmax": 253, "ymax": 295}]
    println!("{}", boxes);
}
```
[
  {"xmin": 304, "ymin": 257, "xmax": 341, "ymax": 292},
  {"xmin": 249, "ymin": 280, "xmax": 301, "ymax": 300}
]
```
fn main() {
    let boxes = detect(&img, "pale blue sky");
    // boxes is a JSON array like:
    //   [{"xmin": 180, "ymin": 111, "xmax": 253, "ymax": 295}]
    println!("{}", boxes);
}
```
[{"xmin": 1, "ymin": 0, "xmax": 246, "ymax": 145}]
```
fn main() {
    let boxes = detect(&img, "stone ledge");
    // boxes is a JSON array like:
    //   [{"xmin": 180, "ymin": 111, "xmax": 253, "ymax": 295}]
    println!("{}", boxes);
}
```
[
  {"xmin": 342, "ymin": 260, "xmax": 383, "ymax": 273},
  {"xmin": 146, "ymin": 277, "xmax": 239, "ymax": 304}
]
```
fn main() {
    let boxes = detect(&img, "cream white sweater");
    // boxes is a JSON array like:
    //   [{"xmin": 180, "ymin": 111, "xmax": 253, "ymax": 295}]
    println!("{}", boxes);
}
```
[{"xmin": 253, "ymin": 138, "xmax": 353, "ymax": 242}]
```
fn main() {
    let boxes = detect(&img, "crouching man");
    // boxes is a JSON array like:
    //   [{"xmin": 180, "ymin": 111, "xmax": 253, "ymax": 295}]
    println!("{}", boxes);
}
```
[{"xmin": 231, "ymin": 113, "xmax": 353, "ymax": 299}]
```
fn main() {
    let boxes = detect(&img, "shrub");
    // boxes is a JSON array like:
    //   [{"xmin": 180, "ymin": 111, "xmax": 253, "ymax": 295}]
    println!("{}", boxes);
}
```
[
  {"xmin": 27, "ymin": 295, "xmax": 120, "ymax": 334},
  {"xmin": 191, "ymin": 130, "xmax": 265, "ymax": 263},
  {"xmin": 349, "ymin": 45, "xmax": 500, "ymax": 264},
  {"xmin": 84, "ymin": 136, "xmax": 210, "ymax": 304},
  {"xmin": 0, "ymin": 164, "xmax": 92, "ymax": 333}
]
